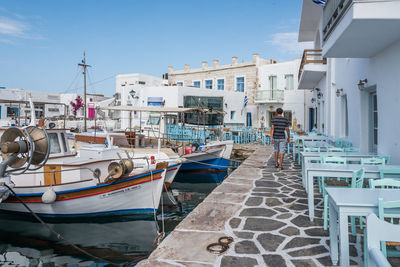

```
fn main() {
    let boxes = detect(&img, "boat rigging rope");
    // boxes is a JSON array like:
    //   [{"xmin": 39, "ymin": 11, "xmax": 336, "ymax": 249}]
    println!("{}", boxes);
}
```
[
  {"xmin": 3, "ymin": 184, "xmax": 121, "ymax": 266},
  {"xmin": 144, "ymin": 158, "xmax": 165, "ymax": 248},
  {"xmin": 145, "ymin": 158, "xmax": 159, "ymax": 233},
  {"xmin": 163, "ymin": 183, "xmax": 178, "ymax": 205}
]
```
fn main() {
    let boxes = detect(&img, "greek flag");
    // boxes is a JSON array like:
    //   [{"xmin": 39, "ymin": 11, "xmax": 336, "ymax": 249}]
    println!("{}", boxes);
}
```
[
  {"xmin": 312, "ymin": 0, "xmax": 326, "ymax": 6},
  {"xmin": 244, "ymin": 94, "xmax": 248, "ymax": 108}
]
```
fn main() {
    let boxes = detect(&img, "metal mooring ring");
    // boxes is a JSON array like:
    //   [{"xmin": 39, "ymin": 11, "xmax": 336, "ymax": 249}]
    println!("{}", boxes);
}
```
[
  {"xmin": 206, "ymin": 242, "xmax": 229, "ymax": 254},
  {"xmin": 218, "ymin": 236, "xmax": 234, "ymax": 245}
]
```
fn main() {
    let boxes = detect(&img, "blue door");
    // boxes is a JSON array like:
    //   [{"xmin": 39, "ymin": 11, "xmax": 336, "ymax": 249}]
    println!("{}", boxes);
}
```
[
  {"xmin": 246, "ymin": 112, "xmax": 252, "ymax": 126},
  {"xmin": 309, "ymin": 108, "xmax": 314, "ymax": 131}
]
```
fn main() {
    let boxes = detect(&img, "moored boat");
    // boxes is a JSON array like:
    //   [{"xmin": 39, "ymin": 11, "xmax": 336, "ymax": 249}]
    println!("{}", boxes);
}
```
[{"xmin": 0, "ymin": 126, "xmax": 169, "ymax": 218}]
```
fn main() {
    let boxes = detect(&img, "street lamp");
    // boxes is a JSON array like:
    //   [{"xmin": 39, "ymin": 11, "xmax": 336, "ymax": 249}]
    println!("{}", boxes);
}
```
[{"xmin": 357, "ymin": 79, "xmax": 368, "ymax": 90}]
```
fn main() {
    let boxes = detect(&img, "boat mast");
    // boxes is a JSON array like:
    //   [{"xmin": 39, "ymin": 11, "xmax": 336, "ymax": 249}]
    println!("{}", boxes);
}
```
[{"xmin": 78, "ymin": 51, "xmax": 91, "ymax": 132}]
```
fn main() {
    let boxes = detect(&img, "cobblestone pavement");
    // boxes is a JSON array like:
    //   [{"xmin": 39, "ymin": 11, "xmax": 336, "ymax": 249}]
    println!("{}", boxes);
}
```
[
  {"xmin": 138, "ymin": 146, "xmax": 370, "ymax": 267},
  {"xmin": 218, "ymin": 148, "xmax": 364, "ymax": 267}
]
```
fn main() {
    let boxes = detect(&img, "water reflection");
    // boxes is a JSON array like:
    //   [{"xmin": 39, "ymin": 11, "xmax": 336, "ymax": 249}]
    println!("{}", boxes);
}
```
[
  {"xmin": 0, "ymin": 160, "xmax": 240, "ymax": 266},
  {"xmin": 0, "ymin": 215, "xmax": 158, "ymax": 266}
]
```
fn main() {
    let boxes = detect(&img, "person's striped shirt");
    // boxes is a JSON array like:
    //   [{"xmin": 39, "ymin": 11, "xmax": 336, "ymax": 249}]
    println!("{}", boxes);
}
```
[{"xmin": 271, "ymin": 116, "xmax": 289, "ymax": 139}]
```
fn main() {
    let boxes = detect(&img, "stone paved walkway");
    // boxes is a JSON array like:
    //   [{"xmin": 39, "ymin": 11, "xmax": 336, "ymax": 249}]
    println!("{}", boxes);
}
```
[{"xmin": 138, "ymin": 146, "xmax": 366, "ymax": 266}]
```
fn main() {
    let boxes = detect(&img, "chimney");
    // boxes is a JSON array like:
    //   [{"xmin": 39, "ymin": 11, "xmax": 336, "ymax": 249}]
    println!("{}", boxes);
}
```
[
  {"xmin": 232, "ymin": 56, "xmax": 238, "ymax": 65},
  {"xmin": 252, "ymin": 53, "xmax": 259, "ymax": 63},
  {"xmin": 202, "ymin": 61, "xmax": 208, "ymax": 69},
  {"xmin": 184, "ymin": 64, "xmax": 190, "ymax": 71},
  {"xmin": 213, "ymin": 59, "xmax": 219, "ymax": 67},
  {"xmin": 168, "ymin": 66, "xmax": 173, "ymax": 73}
]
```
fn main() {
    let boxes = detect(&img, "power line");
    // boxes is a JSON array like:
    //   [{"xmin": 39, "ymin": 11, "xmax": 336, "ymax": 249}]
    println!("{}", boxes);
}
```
[
  {"xmin": 62, "ymin": 66, "xmax": 81, "ymax": 93},
  {"xmin": 74, "ymin": 74, "xmax": 115, "ymax": 91}
]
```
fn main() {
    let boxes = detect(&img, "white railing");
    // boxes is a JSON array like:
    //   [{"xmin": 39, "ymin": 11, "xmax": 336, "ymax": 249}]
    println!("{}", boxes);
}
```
[{"xmin": 254, "ymin": 90, "xmax": 284, "ymax": 102}]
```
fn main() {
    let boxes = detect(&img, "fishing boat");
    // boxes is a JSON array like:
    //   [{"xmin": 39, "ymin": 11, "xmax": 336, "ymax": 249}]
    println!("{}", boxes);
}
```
[
  {"xmin": 100, "ymin": 106, "xmax": 233, "ymax": 182},
  {"xmin": 0, "ymin": 126, "xmax": 169, "ymax": 218}
]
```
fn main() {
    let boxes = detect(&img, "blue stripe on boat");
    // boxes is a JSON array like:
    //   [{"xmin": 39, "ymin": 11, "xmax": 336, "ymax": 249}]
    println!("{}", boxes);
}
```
[{"xmin": 180, "ymin": 158, "xmax": 229, "ymax": 171}]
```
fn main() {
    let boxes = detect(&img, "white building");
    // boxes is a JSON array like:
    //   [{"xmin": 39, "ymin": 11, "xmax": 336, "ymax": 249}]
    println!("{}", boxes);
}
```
[
  {"xmin": 167, "ymin": 55, "xmax": 278, "ymax": 127},
  {"xmin": 0, "ymin": 88, "xmax": 111, "ymax": 129},
  {"xmin": 0, "ymin": 88, "xmax": 63, "ymax": 125},
  {"xmin": 115, "ymin": 73, "xmax": 246, "ymax": 132},
  {"xmin": 256, "ymin": 59, "xmax": 313, "ymax": 129},
  {"xmin": 298, "ymin": 0, "xmax": 400, "ymax": 163}
]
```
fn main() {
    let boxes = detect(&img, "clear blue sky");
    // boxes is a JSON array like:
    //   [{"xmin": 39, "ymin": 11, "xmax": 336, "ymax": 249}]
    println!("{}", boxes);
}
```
[{"xmin": 0, "ymin": 0, "xmax": 310, "ymax": 97}]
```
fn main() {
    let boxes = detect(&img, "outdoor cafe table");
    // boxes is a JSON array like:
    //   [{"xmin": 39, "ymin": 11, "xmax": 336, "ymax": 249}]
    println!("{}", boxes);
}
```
[
  {"xmin": 292, "ymin": 135, "xmax": 330, "ymax": 160},
  {"xmin": 300, "ymin": 152, "xmax": 383, "ymax": 188},
  {"xmin": 303, "ymin": 163, "xmax": 400, "ymax": 222},
  {"xmin": 326, "ymin": 188, "xmax": 400, "ymax": 267},
  {"xmin": 303, "ymin": 141, "xmax": 333, "ymax": 149}
]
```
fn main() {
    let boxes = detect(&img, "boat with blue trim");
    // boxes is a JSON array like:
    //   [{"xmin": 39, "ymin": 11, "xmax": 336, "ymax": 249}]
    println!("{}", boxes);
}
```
[{"xmin": 0, "ymin": 161, "xmax": 168, "ymax": 217}]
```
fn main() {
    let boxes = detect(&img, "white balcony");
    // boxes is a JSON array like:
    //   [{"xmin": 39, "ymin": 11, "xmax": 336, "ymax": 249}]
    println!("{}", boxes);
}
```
[
  {"xmin": 322, "ymin": 0, "xmax": 400, "ymax": 58},
  {"xmin": 254, "ymin": 90, "xmax": 284, "ymax": 104},
  {"xmin": 298, "ymin": 49, "xmax": 327, "ymax": 90}
]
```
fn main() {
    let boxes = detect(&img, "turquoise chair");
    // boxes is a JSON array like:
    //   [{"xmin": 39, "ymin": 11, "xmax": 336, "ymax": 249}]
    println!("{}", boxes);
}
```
[
  {"xmin": 318, "ymin": 155, "xmax": 349, "ymax": 230},
  {"xmin": 320, "ymin": 156, "xmax": 348, "ymax": 230},
  {"xmin": 322, "ymin": 167, "xmax": 365, "ymax": 232},
  {"xmin": 335, "ymin": 139, "xmax": 344, "ymax": 148},
  {"xmin": 349, "ymin": 168, "xmax": 366, "ymax": 235},
  {"xmin": 344, "ymin": 147, "xmax": 361, "ymax": 152},
  {"xmin": 378, "ymin": 198, "xmax": 400, "ymax": 258},
  {"xmin": 287, "ymin": 137, "xmax": 294, "ymax": 153},
  {"xmin": 380, "ymin": 168, "xmax": 400, "ymax": 179},
  {"xmin": 363, "ymin": 181, "xmax": 400, "ymax": 266},
  {"xmin": 365, "ymin": 214, "xmax": 400, "ymax": 267},
  {"xmin": 370, "ymin": 178, "xmax": 400, "ymax": 189},
  {"xmin": 321, "ymin": 155, "xmax": 347, "ymax": 164},
  {"xmin": 327, "ymin": 147, "xmax": 344, "ymax": 152},
  {"xmin": 304, "ymin": 147, "xmax": 320, "ymax": 152},
  {"xmin": 361, "ymin": 157, "xmax": 386, "ymax": 166},
  {"xmin": 382, "ymin": 156, "xmax": 391, "ymax": 165},
  {"xmin": 344, "ymin": 141, "xmax": 352, "ymax": 148}
]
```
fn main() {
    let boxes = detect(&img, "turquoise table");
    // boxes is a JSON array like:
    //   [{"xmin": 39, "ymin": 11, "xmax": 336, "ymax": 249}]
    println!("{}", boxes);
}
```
[
  {"xmin": 292, "ymin": 135, "xmax": 330, "ymax": 160},
  {"xmin": 326, "ymin": 188, "xmax": 400, "ymax": 267},
  {"xmin": 303, "ymin": 163, "xmax": 400, "ymax": 221},
  {"xmin": 300, "ymin": 152, "xmax": 385, "ymax": 188}
]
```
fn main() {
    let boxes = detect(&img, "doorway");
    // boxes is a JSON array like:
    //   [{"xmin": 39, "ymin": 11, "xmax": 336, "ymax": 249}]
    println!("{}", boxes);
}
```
[
  {"xmin": 246, "ymin": 112, "xmax": 252, "ymax": 127},
  {"xmin": 369, "ymin": 91, "xmax": 378, "ymax": 153},
  {"xmin": 267, "ymin": 111, "xmax": 275, "ymax": 128},
  {"xmin": 309, "ymin": 108, "xmax": 314, "ymax": 131}
]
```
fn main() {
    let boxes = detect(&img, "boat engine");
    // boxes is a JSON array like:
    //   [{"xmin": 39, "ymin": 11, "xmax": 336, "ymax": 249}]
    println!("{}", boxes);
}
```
[{"xmin": 0, "ymin": 126, "xmax": 50, "ymax": 202}]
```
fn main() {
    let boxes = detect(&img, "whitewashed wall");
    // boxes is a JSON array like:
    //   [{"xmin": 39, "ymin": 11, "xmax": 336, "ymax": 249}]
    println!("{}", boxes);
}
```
[{"xmin": 258, "ymin": 59, "xmax": 313, "ymax": 129}]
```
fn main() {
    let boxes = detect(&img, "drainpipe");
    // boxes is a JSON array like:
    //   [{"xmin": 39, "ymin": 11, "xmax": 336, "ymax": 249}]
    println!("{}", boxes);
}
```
[{"xmin": 304, "ymin": 90, "xmax": 306, "ymax": 131}]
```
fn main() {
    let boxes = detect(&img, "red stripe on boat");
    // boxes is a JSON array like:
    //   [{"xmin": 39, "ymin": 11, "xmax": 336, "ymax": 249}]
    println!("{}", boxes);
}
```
[{"xmin": 7, "ymin": 176, "xmax": 163, "ymax": 203}]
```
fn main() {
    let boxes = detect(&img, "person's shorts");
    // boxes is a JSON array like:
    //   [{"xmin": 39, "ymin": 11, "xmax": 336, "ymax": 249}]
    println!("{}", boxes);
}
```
[{"xmin": 273, "ymin": 139, "xmax": 287, "ymax": 154}]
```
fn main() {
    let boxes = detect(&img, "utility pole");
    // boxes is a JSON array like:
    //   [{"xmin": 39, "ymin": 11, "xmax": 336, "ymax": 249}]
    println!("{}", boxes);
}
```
[{"xmin": 78, "ymin": 51, "xmax": 91, "ymax": 132}]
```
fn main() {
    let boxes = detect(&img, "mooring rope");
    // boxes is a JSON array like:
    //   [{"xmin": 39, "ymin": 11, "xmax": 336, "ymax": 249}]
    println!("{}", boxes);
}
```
[{"xmin": 3, "ymin": 184, "xmax": 121, "ymax": 266}]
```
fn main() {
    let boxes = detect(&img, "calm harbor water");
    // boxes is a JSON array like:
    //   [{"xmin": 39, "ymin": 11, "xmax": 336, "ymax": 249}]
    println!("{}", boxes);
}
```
[{"xmin": 0, "ymin": 161, "xmax": 240, "ymax": 266}]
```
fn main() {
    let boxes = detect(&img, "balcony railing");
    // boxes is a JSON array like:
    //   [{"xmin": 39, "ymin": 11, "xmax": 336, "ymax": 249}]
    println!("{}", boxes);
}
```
[
  {"xmin": 254, "ymin": 90, "xmax": 284, "ymax": 103},
  {"xmin": 298, "ymin": 49, "xmax": 327, "ymax": 80},
  {"xmin": 323, "ymin": 0, "xmax": 354, "ymax": 41}
]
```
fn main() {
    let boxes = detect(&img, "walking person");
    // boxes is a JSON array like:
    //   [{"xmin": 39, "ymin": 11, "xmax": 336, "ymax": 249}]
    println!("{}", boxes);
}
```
[{"xmin": 270, "ymin": 108, "xmax": 290, "ymax": 170}]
